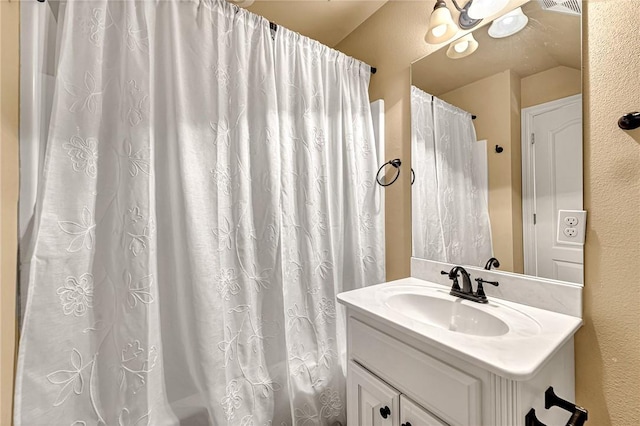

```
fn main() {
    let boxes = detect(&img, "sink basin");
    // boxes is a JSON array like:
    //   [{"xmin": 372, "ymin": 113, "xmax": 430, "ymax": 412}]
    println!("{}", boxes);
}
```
[
  {"xmin": 378, "ymin": 286, "xmax": 542, "ymax": 338},
  {"xmin": 386, "ymin": 293, "xmax": 509, "ymax": 336}
]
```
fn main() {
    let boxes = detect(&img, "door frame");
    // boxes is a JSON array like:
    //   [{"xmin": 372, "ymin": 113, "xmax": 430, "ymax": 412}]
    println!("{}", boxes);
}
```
[{"xmin": 521, "ymin": 94, "xmax": 583, "ymax": 277}]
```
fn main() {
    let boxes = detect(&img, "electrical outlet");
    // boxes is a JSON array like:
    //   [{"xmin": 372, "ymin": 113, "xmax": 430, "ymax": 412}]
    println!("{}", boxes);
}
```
[
  {"xmin": 564, "ymin": 216, "xmax": 579, "ymax": 226},
  {"xmin": 558, "ymin": 210, "xmax": 587, "ymax": 245}
]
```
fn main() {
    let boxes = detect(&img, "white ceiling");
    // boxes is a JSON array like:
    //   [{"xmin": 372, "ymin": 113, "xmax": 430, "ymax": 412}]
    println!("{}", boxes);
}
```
[{"xmin": 246, "ymin": 0, "xmax": 388, "ymax": 47}]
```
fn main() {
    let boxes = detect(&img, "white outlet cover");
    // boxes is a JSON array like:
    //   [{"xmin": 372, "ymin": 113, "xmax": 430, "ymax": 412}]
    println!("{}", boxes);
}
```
[{"xmin": 558, "ymin": 210, "xmax": 587, "ymax": 245}]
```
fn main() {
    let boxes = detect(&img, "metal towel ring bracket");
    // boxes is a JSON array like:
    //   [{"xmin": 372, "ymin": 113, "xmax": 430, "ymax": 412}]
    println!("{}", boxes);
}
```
[{"xmin": 376, "ymin": 159, "xmax": 402, "ymax": 187}]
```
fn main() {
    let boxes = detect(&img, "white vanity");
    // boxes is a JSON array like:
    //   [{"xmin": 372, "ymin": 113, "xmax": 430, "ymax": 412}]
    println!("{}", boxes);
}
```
[{"xmin": 338, "ymin": 275, "xmax": 582, "ymax": 426}]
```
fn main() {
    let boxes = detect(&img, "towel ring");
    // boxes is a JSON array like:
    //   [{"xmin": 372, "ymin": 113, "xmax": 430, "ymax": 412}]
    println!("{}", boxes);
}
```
[{"xmin": 376, "ymin": 159, "xmax": 402, "ymax": 187}]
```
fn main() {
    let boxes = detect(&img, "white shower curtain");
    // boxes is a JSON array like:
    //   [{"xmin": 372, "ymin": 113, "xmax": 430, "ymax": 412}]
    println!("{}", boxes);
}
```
[
  {"xmin": 411, "ymin": 86, "xmax": 492, "ymax": 266},
  {"xmin": 276, "ymin": 29, "xmax": 384, "ymax": 425},
  {"xmin": 15, "ymin": 2, "xmax": 383, "ymax": 425}
]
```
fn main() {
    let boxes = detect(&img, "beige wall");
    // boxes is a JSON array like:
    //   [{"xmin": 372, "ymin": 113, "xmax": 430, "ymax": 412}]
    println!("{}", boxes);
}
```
[
  {"xmin": 337, "ymin": 1, "xmax": 640, "ymax": 424},
  {"xmin": 578, "ymin": 1, "xmax": 640, "ymax": 423},
  {"xmin": 0, "ymin": 1, "xmax": 19, "ymax": 424},
  {"xmin": 509, "ymin": 70, "xmax": 523, "ymax": 274},
  {"xmin": 439, "ymin": 70, "xmax": 523, "ymax": 273},
  {"xmin": 522, "ymin": 65, "xmax": 582, "ymax": 109}
]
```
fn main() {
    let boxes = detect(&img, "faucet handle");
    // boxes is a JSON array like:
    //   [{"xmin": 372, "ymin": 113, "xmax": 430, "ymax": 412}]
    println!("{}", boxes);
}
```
[
  {"xmin": 441, "ymin": 270, "xmax": 461, "ymax": 292},
  {"xmin": 474, "ymin": 278, "xmax": 499, "ymax": 299},
  {"xmin": 475, "ymin": 277, "xmax": 499, "ymax": 287}
]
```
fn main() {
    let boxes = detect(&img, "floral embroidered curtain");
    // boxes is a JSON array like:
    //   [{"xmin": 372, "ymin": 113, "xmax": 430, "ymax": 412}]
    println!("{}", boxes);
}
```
[
  {"xmin": 411, "ymin": 86, "xmax": 492, "ymax": 266},
  {"xmin": 275, "ymin": 27, "xmax": 384, "ymax": 425},
  {"xmin": 15, "ymin": 1, "xmax": 384, "ymax": 425}
]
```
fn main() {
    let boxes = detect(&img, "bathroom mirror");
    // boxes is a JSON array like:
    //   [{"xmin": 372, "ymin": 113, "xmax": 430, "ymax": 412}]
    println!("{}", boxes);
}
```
[{"xmin": 410, "ymin": 0, "xmax": 583, "ymax": 285}]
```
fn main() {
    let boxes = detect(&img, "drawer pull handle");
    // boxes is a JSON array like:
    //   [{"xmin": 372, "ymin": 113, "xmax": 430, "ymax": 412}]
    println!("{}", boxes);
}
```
[
  {"xmin": 402, "ymin": 423, "xmax": 413, "ymax": 426},
  {"xmin": 380, "ymin": 406, "xmax": 391, "ymax": 419}
]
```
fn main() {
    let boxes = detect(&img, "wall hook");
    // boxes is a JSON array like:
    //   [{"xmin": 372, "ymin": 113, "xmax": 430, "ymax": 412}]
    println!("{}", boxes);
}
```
[
  {"xmin": 618, "ymin": 112, "xmax": 640, "ymax": 130},
  {"xmin": 495, "ymin": 145, "xmax": 504, "ymax": 153}
]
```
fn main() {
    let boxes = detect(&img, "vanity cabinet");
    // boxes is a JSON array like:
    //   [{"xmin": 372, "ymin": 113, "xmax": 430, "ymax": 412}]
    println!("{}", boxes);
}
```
[
  {"xmin": 345, "ymin": 312, "xmax": 576, "ymax": 426},
  {"xmin": 348, "ymin": 361, "xmax": 447, "ymax": 426}
]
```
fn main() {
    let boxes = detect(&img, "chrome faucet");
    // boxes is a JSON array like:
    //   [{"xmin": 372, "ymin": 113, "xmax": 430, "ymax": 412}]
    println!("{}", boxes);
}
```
[{"xmin": 441, "ymin": 266, "xmax": 499, "ymax": 304}]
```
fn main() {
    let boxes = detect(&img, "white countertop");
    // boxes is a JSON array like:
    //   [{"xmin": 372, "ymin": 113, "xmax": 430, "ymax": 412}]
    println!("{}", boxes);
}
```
[{"xmin": 337, "ymin": 277, "xmax": 583, "ymax": 381}]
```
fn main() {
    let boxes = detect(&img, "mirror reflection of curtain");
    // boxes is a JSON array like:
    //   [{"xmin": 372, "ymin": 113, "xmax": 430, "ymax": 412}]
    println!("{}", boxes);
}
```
[
  {"xmin": 411, "ymin": 87, "xmax": 444, "ymax": 260},
  {"xmin": 411, "ymin": 86, "xmax": 492, "ymax": 266}
]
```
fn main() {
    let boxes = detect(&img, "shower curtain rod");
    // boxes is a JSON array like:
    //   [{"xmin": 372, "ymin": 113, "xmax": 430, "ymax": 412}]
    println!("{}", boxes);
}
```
[
  {"xmin": 33, "ymin": 0, "xmax": 378, "ymax": 75},
  {"xmin": 268, "ymin": 21, "xmax": 377, "ymax": 74}
]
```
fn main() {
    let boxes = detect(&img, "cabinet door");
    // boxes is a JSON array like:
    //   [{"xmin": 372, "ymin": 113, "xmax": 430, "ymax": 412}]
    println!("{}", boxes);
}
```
[
  {"xmin": 348, "ymin": 361, "xmax": 400, "ymax": 426},
  {"xmin": 400, "ymin": 395, "xmax": 449, "ymax": 426}
]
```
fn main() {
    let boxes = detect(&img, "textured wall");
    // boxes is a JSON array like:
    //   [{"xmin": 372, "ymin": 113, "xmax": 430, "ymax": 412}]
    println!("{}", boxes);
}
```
[
  {"xmin": 0, "ymin": 2, "xmax": 19, "ymax": 424},
  {"xmin": 578, "ymin": 1, "xmax": 640, "ymax": 423},
  {"xmin": 337, "ymin": 0, "xmax": 640, "ymax": 423}
]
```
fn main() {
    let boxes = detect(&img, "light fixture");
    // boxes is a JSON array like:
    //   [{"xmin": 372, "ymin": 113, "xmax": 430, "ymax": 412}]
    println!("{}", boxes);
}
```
[
  {"xmin": 449, "ymin": 0, "xmax": 483, "ymax": 30},
  {"xmin": 446, "ymin": 33, "xmax": 479, "ymax": 59},
  {"xmin": 467, "ymin": 0, "xmax": 510, "ymax": 19},
  {"xmin": 488, "ymin": 7, "xmax": 529, "ymax": 38},
  {"xmin": 425, "ymin": 0, "xmax": 459, "ymax": 44}
]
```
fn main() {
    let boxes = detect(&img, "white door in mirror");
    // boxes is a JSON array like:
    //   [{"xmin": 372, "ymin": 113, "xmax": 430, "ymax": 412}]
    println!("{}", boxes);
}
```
[{"xmin": 524, "ymin": 95, "xmax": 583, "ymax": 284}]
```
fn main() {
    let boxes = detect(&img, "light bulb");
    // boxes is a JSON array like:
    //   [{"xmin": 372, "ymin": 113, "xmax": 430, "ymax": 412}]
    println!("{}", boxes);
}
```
[
  {"xmin": 454, "ymin": 41, "xmax": 469, "ymax": 53},
  {"xmin": 446, "ymin": 33, "xmax": 479, "ymax": 59},
  {"xmin": 425, "ymin": 2, "xmax": 459, "ymax": 44},
  {"xmin": 468, "ymin": 0, "xmax": 510, "ymax": 19},
  {"xmin": 488, "ymin": 7, "xmax": 529, "ymax": 39},
  {"xmin": 432, "ymin": 24, "xmax": 447, "ymax": 38}
]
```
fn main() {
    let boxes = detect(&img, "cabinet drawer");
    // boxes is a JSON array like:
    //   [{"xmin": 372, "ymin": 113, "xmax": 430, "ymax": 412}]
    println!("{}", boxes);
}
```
[{"xmin": 349, "ymin": 318, "xmax": 481, "ymax": 426}]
